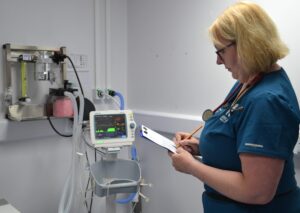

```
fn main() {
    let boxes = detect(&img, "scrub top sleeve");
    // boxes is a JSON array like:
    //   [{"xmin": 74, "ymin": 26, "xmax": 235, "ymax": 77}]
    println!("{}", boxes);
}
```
[{"xmin": 236, "ymin": 93, "xmax": 299, "ymax": 160}]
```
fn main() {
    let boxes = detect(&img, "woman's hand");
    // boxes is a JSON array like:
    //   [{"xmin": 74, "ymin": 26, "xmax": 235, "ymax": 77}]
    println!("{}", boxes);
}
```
[
  {"xmin": 169, "ymin": 147, "xmax": 198, "ymax": 174},
  {"xmin": 173, "ymin": 132, "xmax": 200, "ymax": 155}
]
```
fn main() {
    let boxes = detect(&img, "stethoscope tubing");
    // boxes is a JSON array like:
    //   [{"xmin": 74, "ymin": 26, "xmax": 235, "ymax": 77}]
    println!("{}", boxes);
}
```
[
  {"xmin": 212, "ymin": 83, "xmax": 242, "ymax": 113},
  {"xmin": 209, "ymin": 74, "xmax": 263, "ymax": 117}
]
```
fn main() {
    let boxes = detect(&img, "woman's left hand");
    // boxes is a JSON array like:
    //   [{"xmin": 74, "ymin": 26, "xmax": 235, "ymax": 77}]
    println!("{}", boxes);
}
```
[{"xmin": 169, "ymin": 147, "xmax": 198, "ymax": 174}]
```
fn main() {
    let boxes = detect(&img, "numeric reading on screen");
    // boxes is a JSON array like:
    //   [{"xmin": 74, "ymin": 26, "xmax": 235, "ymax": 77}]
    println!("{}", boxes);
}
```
[
  {"xmin": 90, "ymin": 110, "xmax": 136, "ymax": 148},
  {"xmin": 94, "ymin": 114, "xmax": 127, "ymax": 140}
]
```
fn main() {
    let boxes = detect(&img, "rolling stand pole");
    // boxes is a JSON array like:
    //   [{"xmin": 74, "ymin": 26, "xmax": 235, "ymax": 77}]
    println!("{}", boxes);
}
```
[
  {"xmin": 103, "ymin": 149, "xmax": 118, "ymax": 213},
  {"xmin": 106, "ymin": 195, "xmax": 117, "ymax": 213}
]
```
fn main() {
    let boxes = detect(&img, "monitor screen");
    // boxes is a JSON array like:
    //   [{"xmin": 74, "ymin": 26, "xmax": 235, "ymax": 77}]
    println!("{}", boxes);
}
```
[{"xmin": 94, "ymin": 114, "xmax": 127, "ymax": 140}]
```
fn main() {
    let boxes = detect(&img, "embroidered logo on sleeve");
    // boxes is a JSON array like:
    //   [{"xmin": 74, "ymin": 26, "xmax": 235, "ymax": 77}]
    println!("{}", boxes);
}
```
[{"xmin": 244, "ymin": 143, "xmax": 264, "ymax": 148}]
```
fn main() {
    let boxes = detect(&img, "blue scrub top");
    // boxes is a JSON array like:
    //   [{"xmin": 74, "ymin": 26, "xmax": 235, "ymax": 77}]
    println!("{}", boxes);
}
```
[{"xmin": 199, "ymin": 68, "xmax": 300, "ymax": 213}]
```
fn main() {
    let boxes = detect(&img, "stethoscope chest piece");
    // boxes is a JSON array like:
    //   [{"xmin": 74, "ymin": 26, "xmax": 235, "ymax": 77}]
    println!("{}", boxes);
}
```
[
  {"xmin": 201, "ymin": 74, "xmax": 263, "ymax": 123},
  {"xmin": 202, "ymin": 109, "xmax": 213, "ymax": 121}
]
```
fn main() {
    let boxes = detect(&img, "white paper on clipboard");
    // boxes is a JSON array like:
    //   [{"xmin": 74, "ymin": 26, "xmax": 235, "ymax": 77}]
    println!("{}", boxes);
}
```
[{"xmin": 140, "ymin": 125, "xmax": 177, "ymax": 153}]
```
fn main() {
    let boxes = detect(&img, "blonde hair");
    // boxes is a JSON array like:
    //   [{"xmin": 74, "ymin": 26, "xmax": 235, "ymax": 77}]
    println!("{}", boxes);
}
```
[{"xmin": 209, "ymin": 1, "xmax": 289, "ymax": 74}]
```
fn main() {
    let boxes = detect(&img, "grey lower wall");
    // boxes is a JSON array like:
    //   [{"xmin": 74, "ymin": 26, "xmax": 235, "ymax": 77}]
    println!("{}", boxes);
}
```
[
  {"xmin": 0, "ymin": 133, "xmax": 133, "ymax": 213},
  {"xmin": 136, "ymin": 131, "xmax": 300, "ymax": 213},
  {"xmin": 0, "ymin": 136, "xmax": 71, "ymax": 213},
  {"xmin": 1, "ymin": 129, "xmax": 300, "ymax": 213}
]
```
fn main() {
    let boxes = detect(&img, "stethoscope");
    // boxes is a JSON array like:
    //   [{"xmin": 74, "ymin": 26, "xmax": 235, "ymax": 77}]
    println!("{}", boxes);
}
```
[{"xmin": 202, "ymin": 74, "xmax": 263, "ymax": 121}]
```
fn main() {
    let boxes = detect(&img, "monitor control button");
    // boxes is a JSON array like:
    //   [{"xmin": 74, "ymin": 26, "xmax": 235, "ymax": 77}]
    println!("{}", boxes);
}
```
[{"xmin": 130, "ymin": 123, "xmax": 136, "ymax": 129}]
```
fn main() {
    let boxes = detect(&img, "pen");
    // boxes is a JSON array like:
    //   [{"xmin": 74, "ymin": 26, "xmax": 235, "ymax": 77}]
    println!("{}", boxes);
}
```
[
  {"xmin": 176, "ymin": 124, "xmax": 203, "ymax": 148},
  {"xmin": 186, "ymin": 124, "xmax": 203, "ymax": 139}
]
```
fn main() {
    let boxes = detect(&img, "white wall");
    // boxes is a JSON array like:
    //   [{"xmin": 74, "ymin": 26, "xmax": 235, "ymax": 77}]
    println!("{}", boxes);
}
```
[
  {"xmin": 0, "ymin": 0, "xmax": 129, "ymax": 212},
  {"xmin": 128, "ymin": 0, "xmax": 300, "ymax": 131},
  {"xmin": 127, "ymin": 1, "xmax": 300, "ymax": 213},
  {"xmin": 95, "ymin": 0, "xmax": 128, "ymax": 104},
  {"xmin": 0, "ymin": 0, "xmax": 127, "ymax": 213},
  {"xmin": 0, "ymin": 0, "xmax": 95, "ymax": 102},
  {"xmin": 0, "ymin": 0, "xmax": 95, "ymax": 212}
]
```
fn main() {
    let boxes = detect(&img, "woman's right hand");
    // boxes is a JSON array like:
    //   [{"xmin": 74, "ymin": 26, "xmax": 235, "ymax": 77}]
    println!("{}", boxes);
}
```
[{"xmin": 173, "ymin": 132, "xmax": 200, "ymax": 155}]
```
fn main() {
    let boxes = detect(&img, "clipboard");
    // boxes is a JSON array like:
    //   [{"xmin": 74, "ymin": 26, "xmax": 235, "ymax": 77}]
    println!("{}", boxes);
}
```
[{"xmin": 140, "ymin": 125, "xmax": 177, "ymax": 153}]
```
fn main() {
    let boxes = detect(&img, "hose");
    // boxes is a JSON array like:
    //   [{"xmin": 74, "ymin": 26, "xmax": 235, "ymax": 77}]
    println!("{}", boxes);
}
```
[{"xmin": 58, "ymin": 91, "xmax": 84, "ymax": 213}]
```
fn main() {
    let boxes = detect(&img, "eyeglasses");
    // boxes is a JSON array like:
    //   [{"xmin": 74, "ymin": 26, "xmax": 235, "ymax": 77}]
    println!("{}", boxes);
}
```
[{"xmin": 215, "ymin": 42, "xmax": 235, "ymax": 61}]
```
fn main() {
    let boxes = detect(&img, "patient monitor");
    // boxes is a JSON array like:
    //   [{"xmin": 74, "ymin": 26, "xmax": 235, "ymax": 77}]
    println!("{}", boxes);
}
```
[{"xmin": 89, "ymin": 110, "xmax": 136, "ymax": 148}]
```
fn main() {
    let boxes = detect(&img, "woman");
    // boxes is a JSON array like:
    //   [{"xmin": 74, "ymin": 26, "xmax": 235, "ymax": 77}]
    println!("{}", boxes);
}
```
[{"xmin": 170, "ymin": 1, "xmax": 300, "ymax": 212}]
